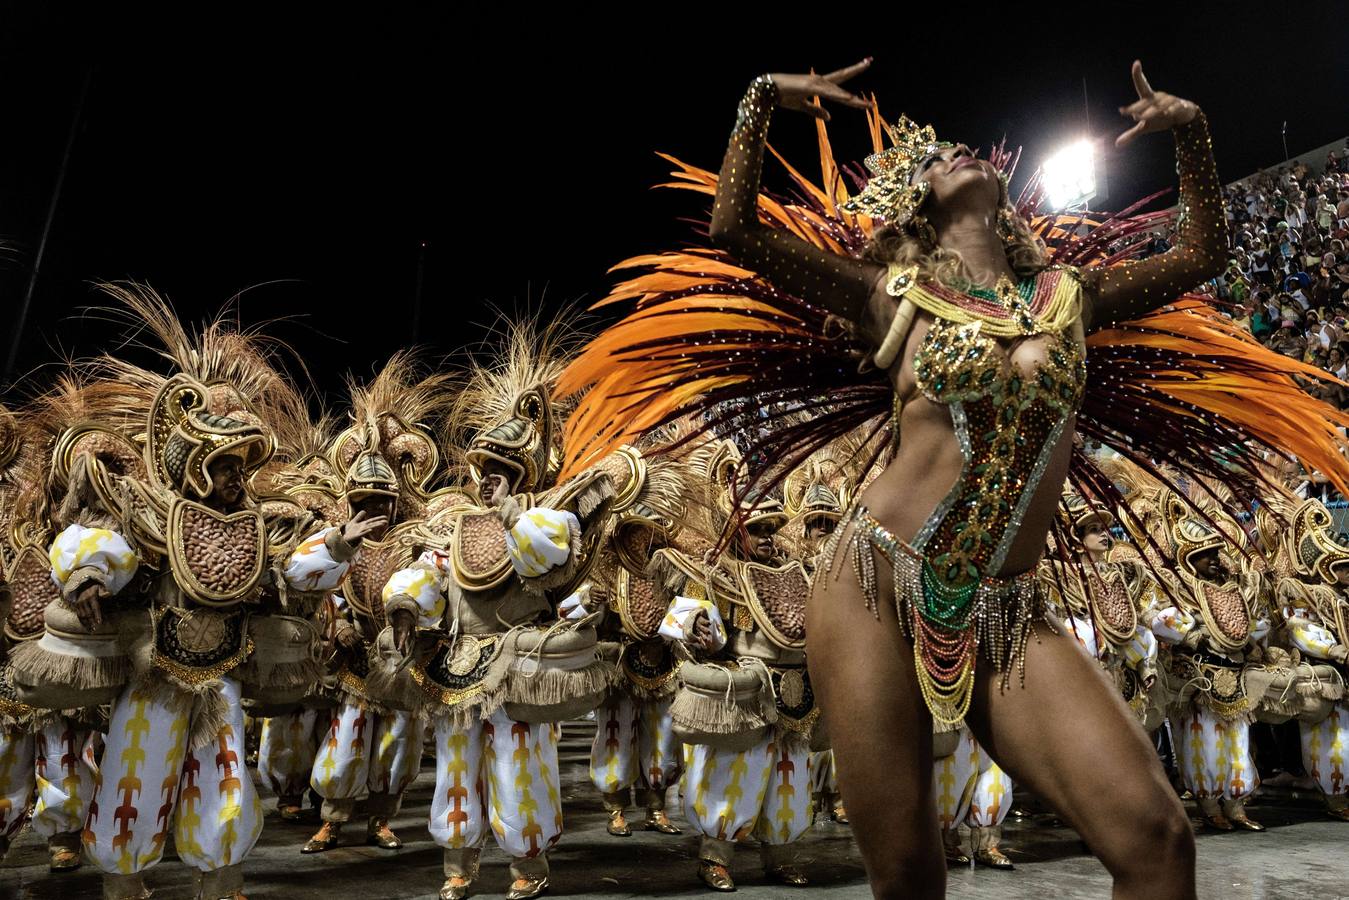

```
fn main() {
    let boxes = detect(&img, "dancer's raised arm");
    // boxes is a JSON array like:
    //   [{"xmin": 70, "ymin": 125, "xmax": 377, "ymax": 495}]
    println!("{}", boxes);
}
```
[
  {"xmin": 1084, "ymin": 61, "xmax": 1226, "ymax": 330},
  {"xmin": 708, "ymin": 60, "xmax": 886, "ymax": 323}
]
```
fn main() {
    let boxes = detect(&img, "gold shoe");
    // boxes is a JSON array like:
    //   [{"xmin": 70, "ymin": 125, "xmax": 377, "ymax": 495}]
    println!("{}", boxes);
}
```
[
  {"xmin": 606, "ymin": 809, "xmax": 632, "ymax": 837},
  {"xmin": 1201, "ymin": 814, "xmax": 1234, "ymax": 832},
  {"xmin": 974, "ymin": 848, "xmax": 1015, "ymax": 870},
  {"xmin": 643, "ymin": 809, "xmax": 681, "ymax": 835},
  {"xmin": 765, "ymin": 865, "xmax": 809, "ymax": 886},
  {"xmin": 277, "ymin": 800, "xmax": 305, "ymax": 822},
  {"xmin": 697, "ymin": 861, "xmax": 736, "ymax": 892},
  {"xmin": 366, "ymin": 817, "xmax": 403, "ymax": 849},
  {"xmin": 830, "ymin": 805, "xmax": 850, "ymax": 825},
  {"xmin": 1229, "ymin": 813, "xmax": 1265, "ymax": 832},
  {"xmin": 944, "ymin": 846, "xmax": 971, "ymax": 867},
  {"xmin": 506, "ymin": 875, "xmax": 549, "ymax": 900},
  {"xmin": 1326, "ymin": 805, "xmax": 1349, "ymax": 822},
  {"xmin": 48, "ymin": 845, "xmax": 81, "ymax": 871},
  {"xmin": 440, "ymin": 876, "xmax": 472, "ymax": 900},
  {"xmin": 301, "ymin": 821, "xmax": 342, "ymax": 853}
]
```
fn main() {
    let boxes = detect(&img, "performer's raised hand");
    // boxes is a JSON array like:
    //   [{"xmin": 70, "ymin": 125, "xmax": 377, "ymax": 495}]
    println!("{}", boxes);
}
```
[
  {"xmin": 770, "ymin": 58, "xmax": 875, "ymax": 122},
  {"xmin": 1115, "ymin": 60, "xmax": 1198, "ymax": 147},
  {"xmin": 341, "ymin": 509, "xmax": 388, "ymax": 546}
]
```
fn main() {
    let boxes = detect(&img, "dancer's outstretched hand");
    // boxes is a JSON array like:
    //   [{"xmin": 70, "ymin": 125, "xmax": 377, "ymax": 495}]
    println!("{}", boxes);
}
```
[
  {"xmin": 771, "ymin": 58, "xmax": 875, "ymax": 122},
  {"xmin": 1116, "ymin": 60, "xmax": 1199, "ymax": 147}
]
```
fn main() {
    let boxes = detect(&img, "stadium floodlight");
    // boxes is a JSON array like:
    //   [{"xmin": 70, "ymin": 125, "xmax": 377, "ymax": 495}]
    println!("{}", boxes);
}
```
[{"xmin": 1042, "ymin": 139, "xmax": 1097, "ymax": 211}]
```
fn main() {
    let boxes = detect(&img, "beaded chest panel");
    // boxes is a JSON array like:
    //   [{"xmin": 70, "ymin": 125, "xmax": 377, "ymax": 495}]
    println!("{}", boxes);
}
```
[
  {"xmin": 449, "ymin": 510, "xmax": 512, "ymax": 591},
  {"xmin": 167, "ymin": 499, "xmax": 266, "ymax": 605},
  {"xmin": 4, "ymin": 545, "xmax": 60, "ymax": 641},
  {"xmin": 1086, "ymin": 566, "xmax": 1139, "ymax": 648},
  {"xmin": 912, "ymin": 321, "xmax": 1086, "ymax": 586},
  {"xmin": 736, "ymin": 561, "xmax": 810, "ymax": 651},
  {"xmin": 614, "ymin": 568, "xmax": 666, "ymax": 640},
  {"xmin": 342, "ymin": 537, "xmax": 410, "ymax": 630}
]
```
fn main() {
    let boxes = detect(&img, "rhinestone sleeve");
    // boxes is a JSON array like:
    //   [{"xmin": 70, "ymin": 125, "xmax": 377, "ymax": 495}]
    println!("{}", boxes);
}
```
[
  {"xmin": 1084, "ymin": 111, "xmax": 1226, "ymax": 329},
  {"xmin": 708, "ymin": 75, "xmax": 883, "ymax": 322}
]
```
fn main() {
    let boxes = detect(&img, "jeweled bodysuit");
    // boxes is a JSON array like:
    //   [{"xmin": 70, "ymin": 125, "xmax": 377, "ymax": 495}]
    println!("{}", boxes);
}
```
[
  {"xmin": 836, "ymin": 303, "xmax": 1086, "ymax": 723},
  {"xmin": 714, "ymin": 73, "xmax": 1223, "ymax": 725}
]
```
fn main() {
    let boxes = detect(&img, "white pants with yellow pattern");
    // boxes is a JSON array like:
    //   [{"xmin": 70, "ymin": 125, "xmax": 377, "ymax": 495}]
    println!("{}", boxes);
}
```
[
  {"xmin": 429, "ymin": 707, "xmax": 562, "ymax": 882},
  {"xmin": 589, "ymin": 694, "xmax": 682, "ymax": 811},
  {"xmin": 1172, "ymin": 706, "xmax": 1258, "ymax": 812},
  {"xmin": 809, "ymin": 750, "xmax": 840, "ymax": 802},
  {"xmin": 258, "ymin": 708, "xmax": 321, "ymax": 807},
  {"xmin": 0, "ymin": 718, "xmax": 95, "ymax": 851},
  {"xmin": 683, "ymin": 730, "xmax": 812, "ymax": 868},
  {"xmin": 84, "ymin": 677, "xmax": 262, "ymax": 900},
  {"xmin": 309, "ymin": 701, "xmax": 424, "ymax": 823},
  {"xmin": 933, "ymin": 726, "xmax": 1012, "ymax": 853},
  {"xmin": 1300, "ymin": 702, "xmax": 1349, "ymax": 812}
]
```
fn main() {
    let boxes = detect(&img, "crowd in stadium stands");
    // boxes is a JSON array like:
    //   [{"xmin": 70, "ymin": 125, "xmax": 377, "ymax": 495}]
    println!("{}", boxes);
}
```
[
  {"xmin": 1215, "ymin": 141, "xmax": 1349, "ymax": 502},
  {"xmin": 1107, "ymin": 141, "xmax": 1349, "ymax": 506}
]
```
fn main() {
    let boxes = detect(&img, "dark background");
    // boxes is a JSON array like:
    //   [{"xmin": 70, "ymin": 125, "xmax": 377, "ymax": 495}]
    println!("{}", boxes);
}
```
[{"xmin": 2, "ymin": 4, "xmax": 1345, "ymax": 401}]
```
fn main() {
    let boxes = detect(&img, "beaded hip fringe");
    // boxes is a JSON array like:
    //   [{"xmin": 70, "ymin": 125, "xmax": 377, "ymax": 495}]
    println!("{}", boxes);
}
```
[{"xmin": 823, "ymin": 504, "xmax": 1052, "ymax": 725}]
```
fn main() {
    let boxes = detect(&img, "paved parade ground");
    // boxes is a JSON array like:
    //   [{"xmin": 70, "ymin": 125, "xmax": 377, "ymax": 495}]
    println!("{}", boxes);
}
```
[{"xmin": 3, "ymin": 720, "xmax": 1348, "ymax": 900}]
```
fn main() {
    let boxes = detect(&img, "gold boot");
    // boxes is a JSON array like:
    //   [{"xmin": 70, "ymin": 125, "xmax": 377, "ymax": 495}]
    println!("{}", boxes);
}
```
[
  {"xmin": 765, "ymin": 865, "xmax": 809, "ymax": 886},
  {"xmin": 1327, "ymin": 797, "xmax": 1349, "ymax": 821},
  {"xmin": 440, "ymin": 876, "xmax": 473, "ymax": 900},
  {"xmin": 761, "ymin": 845, "xmax": 808, "ymax": 886},
  {"xmin": 697, "ymin": 860, "xmax": 736, "ymax": 892},
  {"xmin": 638, "ymin": 788, "xmax": 680, "ymax": 833},
  {"xmin": 603, "ymin": 790, "xmax": 631, "ymax": 836},
  {"xmin": 195, "ymin": 863, "xmax": 247, "ymax": 899},
  {"xmin": 830, "ymin": 802, "xmax": 850, "ymax": 825},
  {"xmin": 47, "ymin": 831, "xmax": 82, "ymax": 871},
  {"xmin": 644, "ymin": 808, "xmax": 681, "ymax": 834},
  {"xmin": 441, "ymin": 847, "xmax": 480, "ymax": 900},
  {"xmin": 367, "ymin": 816, "xmax": 403, "ymax": 849},
  {"xmin": 1197, "ymin": 797, "xmax": 1233, "ymax": 831},
  {"xmin": 972, "ymin": 825, "xmax": 1015, "ymax": 870},
  {"xmin": 301, "ymin": 820, "xmax": 342, "ymax": 853},
  {"xmin": 1224, "ymin": 799, "xmax": 1265, "ymax": 832},
  {"xmin": 506, "ymin": 876, "xmax": 549, "ymax": 899},
  {"xmin": 943, "ymin": 827, "xmax": 971, "ymax": 866},
  {"xmin": 103, "ymin": 872, "xmax": 152, "ymax": 900}
]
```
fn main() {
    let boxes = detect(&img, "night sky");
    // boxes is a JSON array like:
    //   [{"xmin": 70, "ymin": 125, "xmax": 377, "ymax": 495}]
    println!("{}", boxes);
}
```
[{"xmin": 3, "ymin": 5, "xmax": 1345, "ymax": 402}]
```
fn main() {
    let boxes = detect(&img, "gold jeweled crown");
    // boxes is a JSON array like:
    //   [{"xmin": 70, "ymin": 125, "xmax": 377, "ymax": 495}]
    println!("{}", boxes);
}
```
[{"xmin": 840, "ymin": 115, "xmax": 950, "ymax": 225}]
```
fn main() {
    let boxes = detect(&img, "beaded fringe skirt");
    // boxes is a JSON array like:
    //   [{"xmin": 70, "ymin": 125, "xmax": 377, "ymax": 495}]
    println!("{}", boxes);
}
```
[{"xmin": 821, "ymin": 504, "xmax": 1052, "ymax": 726}]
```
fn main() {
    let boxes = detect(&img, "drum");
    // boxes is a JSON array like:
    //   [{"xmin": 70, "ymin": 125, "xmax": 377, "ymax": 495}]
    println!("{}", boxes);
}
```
[
  {"xmin": 238, "ymin": 614, "xmax": 321, "ymax": 715},
  {"xmin": 670, "ymin": 660, "xmax": 770, "ymax": 752},
  {"xmin": 9, "ymin": 599, "xmax": 142, "ymax": 709},
  {"xmin": 1247, "ymin": 663, "xmax": 1343, "ymax": 725},
  {"xmin": 502, "ymin": 625, "xmax": 611, "ymax": 723}
]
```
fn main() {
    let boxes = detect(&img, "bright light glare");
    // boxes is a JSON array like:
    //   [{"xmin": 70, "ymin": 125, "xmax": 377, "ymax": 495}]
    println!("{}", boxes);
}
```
[{"xmin": 1042, "ymin": 139, "xmax": 1097, "ymax": 210}]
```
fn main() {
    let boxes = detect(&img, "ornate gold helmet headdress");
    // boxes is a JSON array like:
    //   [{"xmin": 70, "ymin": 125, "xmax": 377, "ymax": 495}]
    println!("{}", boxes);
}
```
[
  {"xmin": 147, "ymin": 374, "xmax": 273, "ymax": 499},
  {"xmin": 344, "ymin": 449, "xmax": 400, "ymax": 503},
  {"xmin": 465, "ymin": 384, "xmax": 556, "ymax": 494},
  {"xmin": 839, "ymin": 114, "xmax": 950, "ymax": 226},
  {"xmin": 1163, "ymin": 493, "xmax": 1225, "ymax": 577},
  {"xmin": 739, "ymin": 492, "xmax": 789, "ymax": 532},
  {"xmin": 1291, "ymin": 498, "xmax": 1349, "ymax": 584},
  {"xmin": 799, "ymin": 482, "xmax": 842, "ymax": 526},
  {"xmin": 1064, "ymin": 492, "xmax": 1115, "ymax": 533}
]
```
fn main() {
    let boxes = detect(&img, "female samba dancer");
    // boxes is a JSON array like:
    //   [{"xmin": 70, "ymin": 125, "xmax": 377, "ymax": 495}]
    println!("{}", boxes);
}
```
[{"xmin": 707, "ymin": 59, "xmax": 1218, "ymax": 898}]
